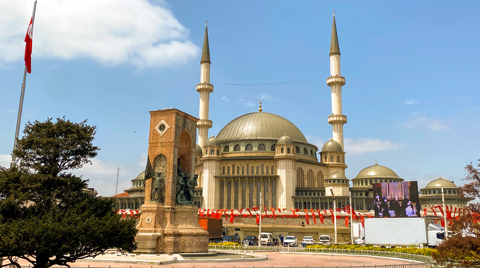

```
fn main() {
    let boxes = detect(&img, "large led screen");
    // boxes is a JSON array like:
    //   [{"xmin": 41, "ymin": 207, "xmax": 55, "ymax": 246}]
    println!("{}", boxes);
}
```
[{"xmin": 372, "ymin": 181, "xmax": 420, "ymax": 218}]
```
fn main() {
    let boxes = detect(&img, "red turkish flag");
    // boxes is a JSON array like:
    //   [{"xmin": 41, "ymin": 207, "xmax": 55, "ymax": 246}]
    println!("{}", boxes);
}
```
[{"xmin": 24, "ymin": 18, "xmax": 34, "ymax": 73}]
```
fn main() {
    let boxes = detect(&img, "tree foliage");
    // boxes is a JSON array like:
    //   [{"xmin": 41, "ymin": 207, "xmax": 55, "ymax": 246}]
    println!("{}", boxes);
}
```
[
  {"xmin": 433, "ymin": 159, "xmax": 480, "ymax": 267},
  {"xmin": 0, "ymin": 118, "xmax": 137, "ymax": 268}
]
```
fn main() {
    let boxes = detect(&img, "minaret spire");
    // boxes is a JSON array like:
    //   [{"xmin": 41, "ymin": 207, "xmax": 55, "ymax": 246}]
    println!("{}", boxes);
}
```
[
  {"xmin": 201, "ymin": 21, "xmax": 210, "ymax": 64},
  {"xmin": 326, "ymin": 12, "xmax": 347, "ymax": 151},
  {"xmin": 330, "ymin": 11, "xmax": 340, "ymax": 56},
  {"xmin": 197, "ymin": 22, "xmax": 214, "ymax": 149}
]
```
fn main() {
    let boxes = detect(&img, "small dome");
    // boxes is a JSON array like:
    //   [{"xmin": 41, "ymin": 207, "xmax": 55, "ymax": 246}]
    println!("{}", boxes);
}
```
[
  {"xmin": 196, "ymin": 144, "xmax": 203, "ymax": 155},
  {"xmin": 355, "ymin": 163, "xmax": 400, "ymax": 180},
  {"xmin": 132, "ymin": 171, "xmax": 145, "ymax": 182},
  {"xmin": 327, "ymin": 172, "xmax": 348, "ymax": 181},
  {"xmin": 206, "ymin": 136, "xmax": 219, "ymax": 146},
  {"xmin": 424, "ymin": 177, "xmax": 458, "ymax": 189},
  {"xmin": 277, "ymin": 134, "xmax": 293, "ymax": 145},
  {"xmin": 322, "ymin": 139, "xmax": 343, "ymax": 152}
]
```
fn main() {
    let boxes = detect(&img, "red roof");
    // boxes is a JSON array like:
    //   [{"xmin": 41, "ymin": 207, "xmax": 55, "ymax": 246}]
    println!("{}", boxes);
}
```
[{"xmin": 112, "ymin": 192, "xmax": 129, "ymax": 198}]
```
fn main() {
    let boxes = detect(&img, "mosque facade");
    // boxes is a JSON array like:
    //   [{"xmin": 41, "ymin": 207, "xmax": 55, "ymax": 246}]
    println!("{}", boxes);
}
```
[{"xmin": 113, "ymin": 15, "xmax": 470, "ymax": 218}]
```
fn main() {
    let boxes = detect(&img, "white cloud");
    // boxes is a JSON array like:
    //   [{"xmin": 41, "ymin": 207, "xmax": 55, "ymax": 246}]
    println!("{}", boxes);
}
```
[
  {"xmin": 0, "ymin": 0, "xmax": 199, "ymax": 68},
  {"xmin": 138, "ymin": 154, "xmax": 148, "ymax": 167},
  {"xmin": 405, "ymin": 98, "xmax": 420, "ymax": 105},
  {"xmin": 405, "ymin": 116, "xmax": 450, "ymax": 131},
  {"xmin": 221, "ymin": 96, "xmax": 230, "ymax": 102},
  {"xmin": 345, "ymin": 138, "xmax": 404, "ymax": 155},
  {"xmin": 258, "ymin": 93, "xmax": 279, "ymax": 101},
  {"xmin": 245, "ymin": 101, "xmax": 255, "ymax": 107},
  {"xmin": 0, "ymin": 154, "xmax": 11, "ymax": 168}
]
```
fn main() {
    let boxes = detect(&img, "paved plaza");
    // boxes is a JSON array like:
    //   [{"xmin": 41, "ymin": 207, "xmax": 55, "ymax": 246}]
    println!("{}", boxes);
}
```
[{"xmin": 8, "ymin": 251, "xmax": 417, "ymax": 268}]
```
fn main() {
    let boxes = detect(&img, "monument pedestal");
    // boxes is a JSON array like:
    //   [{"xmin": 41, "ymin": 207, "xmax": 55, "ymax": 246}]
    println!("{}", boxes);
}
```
[{"xmin": 135, "ymin": 204, "xmax": 208, "ymax": 253}]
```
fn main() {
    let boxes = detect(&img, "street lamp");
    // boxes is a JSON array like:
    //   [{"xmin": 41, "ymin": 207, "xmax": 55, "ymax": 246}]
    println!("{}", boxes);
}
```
[
  {"xmin": 441, "ymin": 187, "xmax": 448, "ymax": 240},
  {"xmin": 349, "ymin": 191, "xmax": 353, "ymax": 244}
]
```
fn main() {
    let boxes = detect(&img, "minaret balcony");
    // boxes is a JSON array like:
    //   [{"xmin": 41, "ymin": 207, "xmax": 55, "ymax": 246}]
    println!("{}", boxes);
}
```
[
  {"xmin": 328, "ymin": 115, "xmax": 347, "ymax": 124},
  {"xmin": 197, "ymin": 119, "xmax": 212, "ymax": 128},
  {"xmin": 196, "ymin": 83, "xmax": 214, "ymax": 93},
  {"xmin": 326, "ymin": 76, "xmax": 345, "ymax": 86}
]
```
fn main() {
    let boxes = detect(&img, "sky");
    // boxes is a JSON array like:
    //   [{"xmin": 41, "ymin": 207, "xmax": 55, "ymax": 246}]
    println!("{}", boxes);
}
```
[{"xmin": 0, "ymin": 1, "xmax": 479, "ymax": 197}]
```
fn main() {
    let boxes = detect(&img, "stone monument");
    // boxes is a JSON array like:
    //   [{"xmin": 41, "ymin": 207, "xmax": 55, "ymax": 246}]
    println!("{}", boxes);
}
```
[{"xmin": 135, "ymin": 108, "xmax": 208, "ymax": 254}]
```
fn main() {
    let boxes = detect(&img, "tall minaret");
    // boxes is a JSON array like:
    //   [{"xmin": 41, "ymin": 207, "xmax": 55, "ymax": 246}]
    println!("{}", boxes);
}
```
[
  {"xmin": 197, "ymin": 22, "xmax": 213, "ymax": 149},
  {"xmin": 327, "ymin": 12, "xmax": 347, "ymax": 150}
]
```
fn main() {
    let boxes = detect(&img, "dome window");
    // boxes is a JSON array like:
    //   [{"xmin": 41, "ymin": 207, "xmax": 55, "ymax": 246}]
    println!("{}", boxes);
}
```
[
  {"xmin": 330, "ymin": 155, "xmax": 334, "ymax": 162},
  {"xmin": 296, "ymin": 146, "xmax": 300, "ymax": 153},
  {"xmin": 217, "ymin": 150, "xmax": 219, "ymax": 155},
  {"xmin": 303, "ymin": 148, "xmax": 308, "ymax": 154},
  {"xmin": 324, "ymin": 156, "xmax": 327, "ymax": 162},
  {"xmin": 337, "ymin": 156, "xmax": 340, "ymax": 162},
  {"xmin": 287, "ymin": 148, "xmax": 291, "ymax": 154},
  {"xmin": 224, "ymin": 145, "xmax": 229, "ymax": 152},
  {"xmin": 271, "ymin": 144, "xmax": 276, "ymax": 151},
  {"xmin": 281, "ymin": 148, "xmax": 284, "ymax": 153},
  {"xmin": 245, "ymin": 144, "xmax": 253, "ymax": 151},
  {"xmin": 310, "ymin": 150, "xmax": 313, "ymax": 156},
  {"xmin": 234, "ymin": 144, "xmax": 240, "ymax": 151},
  {"xmin": 258, "ymin": 144, "xmax": 266, "ymax": 151},
  {"xmin": 210, "ymin": 149, "xmax": 214, "ymax": 155}
]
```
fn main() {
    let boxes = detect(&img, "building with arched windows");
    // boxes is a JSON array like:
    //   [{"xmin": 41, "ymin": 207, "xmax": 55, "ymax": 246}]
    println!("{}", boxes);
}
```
[{"xmin": 113, "ymin": 14, "xmax": 471, "ymax": 238}]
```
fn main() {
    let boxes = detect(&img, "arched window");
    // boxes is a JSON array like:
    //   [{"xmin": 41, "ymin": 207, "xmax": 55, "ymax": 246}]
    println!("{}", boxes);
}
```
[
  {"xmin": 337, "ymin": 156, "xmax": 340, "ymax": 162},
  {"xmin": 232, "ymin": 164, "xmax": 235, "ymax": 175},
  {"xmin": 324, "ymin": 156, "xmax": 327, "ymax": 162},
  {"xmin": 307, "ymin": 170, "xmax": 314, "ymax": 187},
  {"xmin": 271, "ymin": 144, "xmax": 276, "ymax": 151},
  {"xmin": 287, "ymin": 148, "xmax": 291, "ymax": 153},
  {"xmin": 303, "ymin": 148, "xmax": 308, "ymax": 154},
  {"xmin": 245, "ymin": 144, "xmax": 253, "ymax": 151},
  {"xmin": 296, "ymin": 146, "xmax": 300, "ymax": 153},
  {"xmin": 242, "ymin": 166, "xmax": 244, "ymax": 175},
  {"xmin": 205, "ymin": 150, "xmax": 208, "ymax": 155},
  {"xmin": 266, "ymin": 166, "xmax": 269, "ymax": 174},
  {"xmin": 261, "ymin": 164, "xmax": 264, "ymax": 175},
  {"xmin": 223, "ymin": 166, "xmax": 225, "ymax": 175},
  {"xmin": 224, "ymin": 145, "xmax": 229, "ymax": 152},
  {"xmin": 281, "ymin": 148, "xmax": 284, "ymax": 153},
  {"xmin": 237, "ymin": 166, "xmax": 240, "ymax": 174},
  {"xmin": 210, "ymin": 149, "xmax": 214, "ymax": 155},
  {"xmin": 234, "ymin": 144, "xmax": 240, "ymax": 151},
  {"xmin": 217, "ymin": 150, "xmax": 219, "ymax": 155},
  {"xmin": 247, "ymin": 164, "xmax": 249, "ymax": 175},
  {"xmin": 310, "ymin": 150, "xmax": 314, "ymax": 156},
  {"xmin": 256, "ymin": 166, "xmax": 259, "ymax": 175},
  {"xmin": 252, "ymin": 166, "xmax": 254, "ymax": 174},
  {"xmin": 227, "ymin": 167, "xmax": 230, "ymax": 175},
  {"xmin": 258, "ymin": 144, "xmax": 266, "ymax": 151},
  {"xmin": 297, "ymin": 168, "xmax": 304, "ymax": 187},
  {"xmin": 330, "ymin": 155, "xmax": 334, "ymax": 162},
  {"xmin": 271, "ymin": 166, "xmax": 274, "ymax": 174}
]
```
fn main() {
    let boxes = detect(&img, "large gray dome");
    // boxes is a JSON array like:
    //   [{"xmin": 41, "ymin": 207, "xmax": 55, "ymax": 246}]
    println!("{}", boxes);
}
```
[{"xmin": 217, "ymin": 112, "xmax": 307, "ymax": 142}]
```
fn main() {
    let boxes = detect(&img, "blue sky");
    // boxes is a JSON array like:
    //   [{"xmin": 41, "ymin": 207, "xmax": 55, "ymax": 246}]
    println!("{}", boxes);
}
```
[{"xmin": 1, "ymin": 1, "xmax": 479, "ymax": 196}]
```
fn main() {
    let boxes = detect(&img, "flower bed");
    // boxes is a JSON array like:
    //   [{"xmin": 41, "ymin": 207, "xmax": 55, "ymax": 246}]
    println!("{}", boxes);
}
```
[{"xmin": 306, "ymin": 244, "xmax": 437, "ymax": 256}]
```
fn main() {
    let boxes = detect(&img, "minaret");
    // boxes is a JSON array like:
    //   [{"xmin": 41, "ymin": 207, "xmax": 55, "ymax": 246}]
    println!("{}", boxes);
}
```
[
  {"xmin": 197, "ymin": 22, "xmax": 213, "ymax": 149},
  {"xmin": 327, "ymin": 11, "xmax": 347, "ymax": 150}
]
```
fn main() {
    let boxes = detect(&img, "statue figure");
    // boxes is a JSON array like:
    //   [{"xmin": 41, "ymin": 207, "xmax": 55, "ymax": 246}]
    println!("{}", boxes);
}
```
[
  {"xmin": 177, "ymin": 189, "xmax": 189, "ymax": 205},
  {"xmin": 186, "ymin": 175, "xmax": 198, "ymax": 202},
  {"xmin": 151, "ymin": 172, "xmax": 165, "ymax": 203}
]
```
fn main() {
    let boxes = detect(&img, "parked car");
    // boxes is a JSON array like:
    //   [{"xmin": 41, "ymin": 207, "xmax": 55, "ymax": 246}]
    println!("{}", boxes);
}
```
[
  {"xmin": 260, "ymin": 232, "xmax": 274, "ymax": 246},
  {"xmin": 242, "ymin": 235, "xmax": 259, "ymax": 246},
  {"xmin": 302, "ymin": 236, "xmax": 316, "ymax": 246},
  {"xmin": 283, "ymin": 235, "xmax": 298, "ymax": 247},
  {"xmin": 354, "ymin": 237, "xmax": 365, "ymax": 245},
  {"xmin": 223, "ymin": 235, "xmax": 240, "ymax": 244},
  {"xmin": 318, "ymin": 235, "xmax": 332, "ymax": 245}
]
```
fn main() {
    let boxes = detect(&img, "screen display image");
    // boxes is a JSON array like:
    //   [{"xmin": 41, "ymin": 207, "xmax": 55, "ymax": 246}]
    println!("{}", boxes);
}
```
[{"xmin": 372, "ymin": 181, "xmax": 420, "ymax": 218}]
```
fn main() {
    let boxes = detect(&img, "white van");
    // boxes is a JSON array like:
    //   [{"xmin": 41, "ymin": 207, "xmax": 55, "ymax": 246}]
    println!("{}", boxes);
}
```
[{"xmin": 260, "ymin": 232, "xmax": 274, "ymax": 246}]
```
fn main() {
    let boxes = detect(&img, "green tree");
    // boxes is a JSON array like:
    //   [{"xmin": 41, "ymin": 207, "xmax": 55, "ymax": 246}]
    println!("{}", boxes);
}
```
[
  {"xmin": 433, "ymin": 159, "xmax": 480, "ymax": 267},
  {"xmin": 0, "ymin": 118, "xmax": 137, "ymax": 268}
]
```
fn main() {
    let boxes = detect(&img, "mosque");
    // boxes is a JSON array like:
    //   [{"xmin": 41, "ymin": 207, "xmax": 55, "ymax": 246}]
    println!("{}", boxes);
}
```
[{"xmin": 113, "ymin": 14, "xmax": 470, "ymax": 219}]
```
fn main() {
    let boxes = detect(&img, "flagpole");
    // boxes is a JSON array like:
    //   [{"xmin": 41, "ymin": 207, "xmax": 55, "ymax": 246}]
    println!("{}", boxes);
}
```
[{"xmin": 11, "ymin": 0, "xmax": 38, "ymax": 168}]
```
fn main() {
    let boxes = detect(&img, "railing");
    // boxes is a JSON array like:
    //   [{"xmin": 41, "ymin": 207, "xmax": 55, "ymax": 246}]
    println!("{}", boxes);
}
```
[
  {"xmin": 279, "ymin": 247, "xmax": 433, "ymax": 263},
  {"xmin": 208, "ymin": 244, "xmax": 277, "ymax": 251}
]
